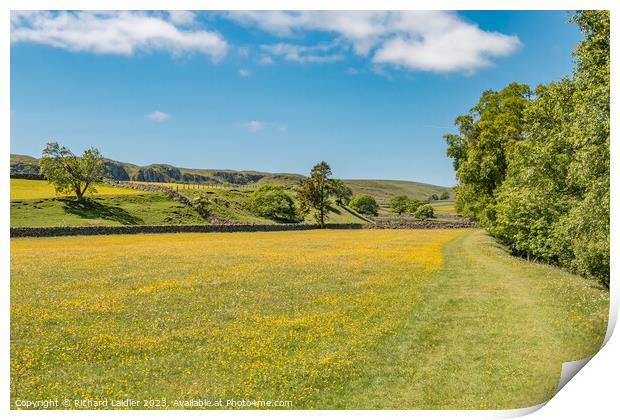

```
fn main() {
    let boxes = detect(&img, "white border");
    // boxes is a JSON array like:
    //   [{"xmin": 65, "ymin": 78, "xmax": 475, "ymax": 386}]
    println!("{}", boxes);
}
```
[{"xmin": 2, "ymin": 1, "xmax": 618, "ymax": 419}]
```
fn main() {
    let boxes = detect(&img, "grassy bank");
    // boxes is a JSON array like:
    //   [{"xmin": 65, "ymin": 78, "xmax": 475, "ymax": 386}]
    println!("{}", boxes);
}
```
[
  {"xmin": 10, "ymin": 193, "xmax": 208, "ymax": 227},
  {"xmin": 10, "ymin": 229, "xmax": 607, "ymax": 409}
]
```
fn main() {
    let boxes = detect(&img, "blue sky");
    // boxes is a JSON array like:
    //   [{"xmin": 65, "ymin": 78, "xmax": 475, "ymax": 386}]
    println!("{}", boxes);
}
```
[{"xmin": 10, "ymin": 11, "xmax": 582, "ymax": 186}]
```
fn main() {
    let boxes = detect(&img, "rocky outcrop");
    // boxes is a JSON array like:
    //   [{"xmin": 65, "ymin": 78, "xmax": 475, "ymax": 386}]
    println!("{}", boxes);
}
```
[
  {"xmin": 103, "ymin": 161, "xmax": 130, "ymax": 180},
  {"xmin": 212, "ymin": 171, "xmax": 263, "ymax": 185},
  {"xmin": 134, "ymin": 165, "xmax": 182, "ymax": 182}
]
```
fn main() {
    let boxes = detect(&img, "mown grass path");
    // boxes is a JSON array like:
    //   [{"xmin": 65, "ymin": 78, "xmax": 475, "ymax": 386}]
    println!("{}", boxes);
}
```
[
  {"xmin": 324, "ymin": 230, "xmax": 608, "ymax": 409},
  {"xmin": 10, "ymin": 229, "xmax": 607, "ymax": 409}
]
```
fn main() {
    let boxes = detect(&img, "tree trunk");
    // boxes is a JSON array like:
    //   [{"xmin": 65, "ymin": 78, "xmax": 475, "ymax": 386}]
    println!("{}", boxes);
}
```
[{"xmin": 75, "ymin": 189, "xmax": 85, "ymax": 203}]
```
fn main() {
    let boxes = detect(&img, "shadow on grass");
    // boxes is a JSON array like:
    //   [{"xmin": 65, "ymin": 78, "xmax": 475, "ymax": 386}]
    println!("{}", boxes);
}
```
[
  {"xmin": 337, "ymin": 204, "xmax": 375, "ymax": 223},
  {"xmin": 62, "ymin": 198, "xmax": 143, "ymax": 225}
]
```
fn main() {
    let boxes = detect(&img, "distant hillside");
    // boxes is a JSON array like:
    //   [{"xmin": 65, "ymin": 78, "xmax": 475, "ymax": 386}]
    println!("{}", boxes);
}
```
[
  {"xmin": 345, "ymin": 179, "xmax": 451, "ymax": 203},
  {"xmin": 10, "ymin": 154, "xmax": 450, "ymax": 201}
]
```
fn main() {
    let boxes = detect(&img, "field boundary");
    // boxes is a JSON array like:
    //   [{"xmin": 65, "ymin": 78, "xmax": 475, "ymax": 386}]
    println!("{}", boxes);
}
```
[{"xmin": 10, "ymin": 220, "xmax": 475, "ymax": 237}]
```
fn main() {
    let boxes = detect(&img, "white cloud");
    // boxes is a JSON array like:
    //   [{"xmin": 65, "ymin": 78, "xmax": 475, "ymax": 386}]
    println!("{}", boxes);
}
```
[
  {"xmin": 226, "ymin": 11, "xmax": 521, "ymax": 73},
  {"xmin": 260, "ymin": 40, "xmax": 345, "ymax": 64},
  {"xmin": 242, "ymin": 120, "xmax": 287, "ymax": 133},
  {"xmin": 11, "ymin": 11, "xmax": 227, "ymax": 60},
  {"xmin": 239, "ymin": 68, "xmax": 251, "ymax": 77},
  {"xmin": 167, "ymin": 11, "xmax": 197, "ymax": 26},
  {"xmin": 146, "ymin": 110, "xmax": 171, "ymax": 122}
]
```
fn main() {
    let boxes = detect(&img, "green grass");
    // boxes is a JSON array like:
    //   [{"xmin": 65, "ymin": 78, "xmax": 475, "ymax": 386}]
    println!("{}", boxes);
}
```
[
  {"xmin": 180, "ymin": 186, "xmax": 369, "ymax": 225},
  {"xmin": 10, "ymin": 193, "xmax": 208, "ymax": 227},
  {"xmin": 10, "ymin": 229, "xmax": 608, "ymax": 409},
  {"xmin": 10, "ymin": 179, "xmax": 143, "ymax": 200},
  {"xmin": 11, "ymin": 155, "xmax": 451, "ymax": 206},
  {"xmin": 345, "ymin": 179, "xmax": 452, "ymax": 204},
  {"xmin": 430, "ymin": 199, "xmax": 458, "ymax": 216}
]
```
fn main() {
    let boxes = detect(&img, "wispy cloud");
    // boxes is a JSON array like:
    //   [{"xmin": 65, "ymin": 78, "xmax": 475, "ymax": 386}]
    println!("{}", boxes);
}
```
[
  {"xmin": 258, "ymin": 55, "xmax": 275, "ymax": 65},
  {"xmin": 11, "ymin": 11, "xmax": 228, "ymax": 60},
  {"xmin": 242, "ymin": 120, "xmax": 287, "ymax": 133},
  {"xmin": 146, "ymin": 110, "xmax": 171, "ymax": 122},
  {"xmin": 239, "ymin": 68, "xmax": 251, "ymax": 77},
  {"xmin": 260, "ymin": 40, "xmax": 345, "ymax": 64},
  {"xmin": 226, "ymin": 11, "xmax": 521, "ymax": 73}
]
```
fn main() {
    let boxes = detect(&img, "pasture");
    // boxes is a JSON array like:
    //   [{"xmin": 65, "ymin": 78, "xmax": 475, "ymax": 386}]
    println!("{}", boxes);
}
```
[
  {"xmin": 10, "ymin": 179, "xmax": 142, "ymax": 200},
  {"xmin": 10, "ymin": 229, "xmax": 608, "ymax": 409}
]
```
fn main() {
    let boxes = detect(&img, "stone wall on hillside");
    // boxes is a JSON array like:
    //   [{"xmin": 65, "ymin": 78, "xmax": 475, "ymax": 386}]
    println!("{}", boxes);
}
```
[{"xmin": 104, "ymin": 179, "xmax": 229, "ymax": 224}]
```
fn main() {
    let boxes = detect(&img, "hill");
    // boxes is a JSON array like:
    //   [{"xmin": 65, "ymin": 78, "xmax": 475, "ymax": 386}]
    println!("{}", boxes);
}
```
[
  {"xmin": 345, "ymin": 179, "xmax": 451, "ymax": 203},
  {"xmin": 10, "ymin": 154, "xmax": 450, "ymax": 203}
]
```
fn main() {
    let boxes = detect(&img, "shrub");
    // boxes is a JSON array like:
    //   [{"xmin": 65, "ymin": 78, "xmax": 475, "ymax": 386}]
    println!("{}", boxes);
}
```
[
  {"xmin": 191, "ymin": 194, "xmax": 211, "ymax": 217},
  {"xmin": 349, "ymin": 194, "xmax": 379, "ymax": 216},
  {"xmin": 439, "ymin": 191, "xmax": 450, "ymax": 200},
  {"xmin": 251, "ymin": 185, "xmax": 298, "ymax": 222},
  {"xmin": 414, "ymin": 204, "xmax": 435, "ymax": 220},
  {"xmin": 405, "ymin": 199, "xmax": 424, "ymax": 214},
  {"xmin": 390, "ymin": 195, "xmax": 409, "ymax": 214},
  {"xmin": 429, "ymin": 193, "xmax": 439, "ymax": 201}
]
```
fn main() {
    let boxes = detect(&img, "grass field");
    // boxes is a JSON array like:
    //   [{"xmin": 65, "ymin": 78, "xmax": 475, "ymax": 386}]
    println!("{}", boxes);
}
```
[
  {"xmin": 180, "ymin": 187, "xmax": 368, "ymax": 225},
  {"xmin": 10, "ymin": 229, "xmax": 608, "ymax": 409},
  {"xmin": 430, "ymin": 200, "xmax": 458, "ymax": 216},
  {"xmin": 345, "ymin": 179, "xmax": 451, "ymax": 203},
  {"xmin": 10, "ymin": 194, "xmax": 208, "ymax": 227},
  {"xmin": 10, "ymin": 179, "xmax": 142, "ymax": 200}
]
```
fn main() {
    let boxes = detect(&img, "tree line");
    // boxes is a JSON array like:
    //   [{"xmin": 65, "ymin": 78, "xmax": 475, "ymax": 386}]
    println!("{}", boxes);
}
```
[{"xmin": 444, "ymin": 11, "xmax": 609, "ymax": 287}]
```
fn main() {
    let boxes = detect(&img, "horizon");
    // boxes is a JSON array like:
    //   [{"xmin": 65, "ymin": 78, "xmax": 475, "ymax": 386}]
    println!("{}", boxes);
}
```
[
  {"xmin": 10, "ymin": 10, "xmax": 582, "ymax": 186},
  {"xmin": 11, "ymin": 151, "xmax": 454, "ymax": 187}
]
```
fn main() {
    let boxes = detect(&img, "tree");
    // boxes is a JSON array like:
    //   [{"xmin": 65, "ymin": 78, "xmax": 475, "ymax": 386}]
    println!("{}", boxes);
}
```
[
  {"xmin": 444, "ymin": 82, "xmax": 531, "ymax": 226},
  {"xmin": 39, "ymin": 142, "xmax": 105, "ymax": 203},
  {"xmin": 297, "ymin": 161, "xmax": 333, "ymax": 226},
  {"xmin": 406, "ymin": 199, "xmax": 424, "ymax": 214},
  {"xmin": 439, "ymin": 191, "xmax": 450, "ymax": 200},
  {"xmin": 443, "ymin": 11, "xmax": 609, "ymax": 287},
  {"xmin": 390, "ymin": 195, "xmax": 409, "ymax": 214},
  {"xmin": 330, "ymin": 179, "xmax": 353, "ymax": 206},
  {"xmin": 414, "ymin": 204, "xmax": 434, "ymax": 220},
  {"xmin": 429, "ymin": 193, "xmax": 439, "ymax": 201},
  {"xmin": 349, "ymin": 194, "xmax": 379, "ymax": 216},
  {"xmin": 251, "ymin": 184, "xmax": 298, "ymax": 223}
]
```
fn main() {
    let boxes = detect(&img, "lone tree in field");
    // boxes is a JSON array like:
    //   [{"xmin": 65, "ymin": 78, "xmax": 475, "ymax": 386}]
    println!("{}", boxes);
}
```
[
  {"xmin": 40, "ymin": 142, "xmax": 105, "ymax": 203},
  {"xmin": 298, "ymin": 161, "xmax": 334, "ymax": 227}
]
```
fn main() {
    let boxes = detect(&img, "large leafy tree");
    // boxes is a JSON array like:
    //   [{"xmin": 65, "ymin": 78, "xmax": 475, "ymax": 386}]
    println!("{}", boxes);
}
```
[
  {"xmin": 297, "ymin": 161, "xmax": 333, "ymax": 226},
  {"xmin": 444, "ymin": 11, "xmax": 609, "ymax": 287},
  {"xmin": 251, "ymin": 184, "xmax": 298, "ymax": 223},
  {"xmin": 492, "ymin": 79, "xmax": 576, "ymax": 262},
  {"xmin": 444, "ymin": 82, "xmax": 531, "ymax": 226},
  {"xmin": 39, "ymin": 142, "xmax": 105, "ymax": 203},
  {"xmin": 558, "ymin": 11, "xmax": 610, "ymax": 285}
]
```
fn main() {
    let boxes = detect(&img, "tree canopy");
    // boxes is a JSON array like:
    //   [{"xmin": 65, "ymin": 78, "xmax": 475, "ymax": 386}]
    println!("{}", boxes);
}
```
[
  {"xmin": 297, "ymin": 161, "xmax": 334, "ymax": 226},
  {"xmin": 443, "ymin": 11, "xmax": 609, "ymax": 287},
  {"xmin": 39, "ymin": 142, "xmax": 105, "ymax": 203}
]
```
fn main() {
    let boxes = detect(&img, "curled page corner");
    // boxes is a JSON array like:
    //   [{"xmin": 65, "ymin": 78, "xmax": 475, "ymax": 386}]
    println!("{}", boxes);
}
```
[{"xmin": 555, "ymin": 356, "xmax": 594, "ymax": 394}]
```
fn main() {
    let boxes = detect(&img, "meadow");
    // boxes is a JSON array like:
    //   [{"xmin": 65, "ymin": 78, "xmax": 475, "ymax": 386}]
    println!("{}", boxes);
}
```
[
  {"xmin": 10, "ymin": 179, "xmax": 208, "ymax": 227},
  {"xmin": 10, "ymin": 229, "xmax": 608, "ymax": 409},
  {"xmin": 10, "ymin": 179, "xmax": 369, "ymax": 226},
  {"xmin": 10, "ymin": 179, "xmax": 142, "ymax": 200}
]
